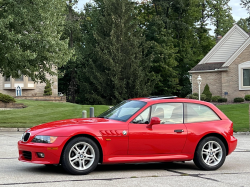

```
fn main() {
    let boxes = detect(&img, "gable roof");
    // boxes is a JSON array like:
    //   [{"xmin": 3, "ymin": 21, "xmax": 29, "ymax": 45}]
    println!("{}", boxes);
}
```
[
  {"xmin": 190, "ymin": 62, "xmax": 224, "ymax": 72},
  {"xmin": 190, "ymin": 24, "xmax": 249, "ymax": 73}
]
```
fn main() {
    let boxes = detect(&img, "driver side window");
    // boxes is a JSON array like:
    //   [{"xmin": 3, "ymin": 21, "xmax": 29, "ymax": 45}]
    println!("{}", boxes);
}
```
[{"xmin": 132, "ymin": 107, "xmax": 150, "ymax": 124}]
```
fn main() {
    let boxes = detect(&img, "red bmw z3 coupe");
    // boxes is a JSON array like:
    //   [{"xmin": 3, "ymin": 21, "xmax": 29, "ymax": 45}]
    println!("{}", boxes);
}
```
[{"xmin": 18, "ymin": 96, "xmax": 237, "ymax": 175}]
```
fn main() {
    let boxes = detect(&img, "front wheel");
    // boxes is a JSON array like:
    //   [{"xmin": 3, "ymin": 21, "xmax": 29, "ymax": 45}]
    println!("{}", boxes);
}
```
[
  {"xmin": 61, "ymin": 137, "xmax": 99, "ymax": 175},
  {"xmin": 193, "ymin": 136, "xmax": 226, "ymax": 170}
]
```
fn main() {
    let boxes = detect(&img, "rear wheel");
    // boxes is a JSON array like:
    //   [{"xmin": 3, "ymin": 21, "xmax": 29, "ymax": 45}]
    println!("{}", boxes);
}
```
[
  {"xmin": 193, "ymin": 136, "xmax": 226, "ymax": 170},
  {"xmin": 61, "ymin": 137, "xmax": 99, "ymax": 175}
]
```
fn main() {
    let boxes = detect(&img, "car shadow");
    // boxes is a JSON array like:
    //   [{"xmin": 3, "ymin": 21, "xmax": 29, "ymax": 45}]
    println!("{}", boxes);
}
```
[
  {"xmin": 18, "ymin": 161, "xmax": 198, "ymax": 175},
  {"xmin": 95, "ymin": 161, "xmax": 198, "ymax": 172}
]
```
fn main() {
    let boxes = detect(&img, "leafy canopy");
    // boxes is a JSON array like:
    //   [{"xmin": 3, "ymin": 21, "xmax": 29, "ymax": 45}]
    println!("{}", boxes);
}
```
[{"xmin": 0, "ymin": 0, "xmax": 72, "ymax": 82}]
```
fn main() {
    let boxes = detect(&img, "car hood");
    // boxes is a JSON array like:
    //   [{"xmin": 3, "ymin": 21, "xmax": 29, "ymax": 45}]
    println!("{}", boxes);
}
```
[{"xmin": 29, "ymin": 118, "xmax": 111, "ymax": 134}]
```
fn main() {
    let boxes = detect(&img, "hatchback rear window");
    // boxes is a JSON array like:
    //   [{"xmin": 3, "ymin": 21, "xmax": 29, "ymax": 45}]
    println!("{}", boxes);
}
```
[{"xmin": 185, "ymin": 103, "xmax": 220, "ymax": 123}]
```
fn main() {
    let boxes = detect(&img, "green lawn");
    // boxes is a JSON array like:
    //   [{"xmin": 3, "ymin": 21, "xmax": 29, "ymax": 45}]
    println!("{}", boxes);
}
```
[
  {"xmin": 0, "ymin": 99, "xmax": 109, "ymax": 128},
  {"xmin": 0, "ymin": 100, "xmax": 249, "ymax": 132},
  {"xmin": 217, "ymin": 104, "xmax": 249, "ymax": 132}
]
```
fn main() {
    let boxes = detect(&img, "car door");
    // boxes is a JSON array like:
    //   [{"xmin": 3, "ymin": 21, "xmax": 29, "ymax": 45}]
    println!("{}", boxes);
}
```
[{"xmin": 128, "ymin": 103, "xmax": 187, "ymax": 155}]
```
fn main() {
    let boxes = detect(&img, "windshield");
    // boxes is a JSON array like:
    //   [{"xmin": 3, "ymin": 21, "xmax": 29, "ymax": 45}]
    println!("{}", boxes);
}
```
[{"xmin": 98, "ymin": 100, "xmax": 147, "ymax": 122}]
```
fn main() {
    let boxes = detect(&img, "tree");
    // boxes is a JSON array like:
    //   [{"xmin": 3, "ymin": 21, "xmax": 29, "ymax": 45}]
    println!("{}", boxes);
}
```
[
  {"xmin": 202, "ymin": 84, "xmax": 212, "ymax": 101},
  {"xmin": 145, "ymin": 16, "xmax": 179, "ymax": 95},
  {"xmin": 209, "ymin": 0, "xmax": 235, "ymax": 37},
  {"xmin": 77, "ymin": 0, "xmax": 156, "ymax": 105},
  {"xmin": 241, "ymin": 0, "xmax": 250, "ymax": 11},
  {"xmin": 43, "ymin": 82, "xmax": 52, "ymax": 96},
  {"xmin": 0, "ymin": 0, "xmax": 72, "ymax": 82},
  {"xmin": 58, "ymin": 0, "xmax": 83, "ymax": 103},
  {"xmin": 237, "ymin": 18, "xmax": 250, "ymax": 33}
]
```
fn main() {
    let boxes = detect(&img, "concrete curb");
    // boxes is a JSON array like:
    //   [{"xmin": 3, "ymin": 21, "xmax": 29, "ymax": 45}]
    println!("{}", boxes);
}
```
[{"xmin": 0, "ymin": 128, "xmax": 28, "ymax": 132}]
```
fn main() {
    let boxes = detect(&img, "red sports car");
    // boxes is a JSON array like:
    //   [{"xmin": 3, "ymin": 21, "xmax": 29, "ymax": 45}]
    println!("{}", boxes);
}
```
[{"xmin": 18, "ymin": 96, "xmax": 237, "ymax": 175}]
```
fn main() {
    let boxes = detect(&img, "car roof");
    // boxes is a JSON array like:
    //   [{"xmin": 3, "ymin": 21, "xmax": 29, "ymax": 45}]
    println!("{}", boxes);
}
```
[{"xmin": 129, "ymin": 96, "xmax": 211, "ymax": 105}]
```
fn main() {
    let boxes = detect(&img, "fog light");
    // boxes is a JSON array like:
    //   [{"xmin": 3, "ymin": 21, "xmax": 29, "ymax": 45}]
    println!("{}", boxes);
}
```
[{"xmin": 37, "ymin": 152, "xmax": 45, "ymax": 158}]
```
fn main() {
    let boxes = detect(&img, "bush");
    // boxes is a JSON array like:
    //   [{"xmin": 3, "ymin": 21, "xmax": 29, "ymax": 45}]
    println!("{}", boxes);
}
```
[
  {"xmin": 192, "ymin": 96, "xmax": 198, "ymax": 100},
  {"xmin": 0, "ymin": 93, "xmax": 16, "ymax": 103},
  {"xmin": 234, "ymin": 97, "xmax": 244, "ymax": 103},
  {"xmin": 43, "ymin": 82, "xmax": 52, "ymax": 96},
  {"xmin": 193, "ymin": 93, "xmax": 199, "ymax": 97},
  {"xmin": 200, "ymin": 94, "xmax": 206, "ymax": 101},
  {"xmin": 218, "ymin": 98, "xmax": 227, "ymax": 103},
  {"xmin": 245, "ymin": 95, "xmax": 250, "ymax": 101},
  {"xmin": 211, "ymin": 96, "xmax": 222, "ymax": 102},
  {"xmin": 186, "ymin": 94, "xmax": 192, "ymax": 99},
  {"xmin": 202, "ymin": 84, "xmax": 212, "ymax": 101}
]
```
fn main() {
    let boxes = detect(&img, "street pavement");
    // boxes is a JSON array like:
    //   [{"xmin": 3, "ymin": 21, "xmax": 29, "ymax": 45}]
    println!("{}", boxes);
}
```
[{"xmin": 0, "ymin": 132, "xmax": 249, "ymax": 187}]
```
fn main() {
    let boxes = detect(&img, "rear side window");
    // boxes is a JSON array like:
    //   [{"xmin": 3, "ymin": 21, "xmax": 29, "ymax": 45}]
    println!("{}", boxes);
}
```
[
  {"xmin": 151, "ymin": 103, "xmax": 183, "ymax": 124},
  {"xmin": 185, "ymin": 103, "xmax": 220, "ymax": 123}
]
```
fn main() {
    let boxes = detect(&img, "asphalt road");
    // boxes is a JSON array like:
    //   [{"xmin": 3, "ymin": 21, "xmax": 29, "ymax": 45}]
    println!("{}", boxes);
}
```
[{"xmin": 0, "ymin": 132, "xmax": 249, "ymax": 187}]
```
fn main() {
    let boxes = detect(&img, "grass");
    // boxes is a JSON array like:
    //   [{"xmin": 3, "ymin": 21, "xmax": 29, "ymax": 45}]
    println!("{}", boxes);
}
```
[
  {"xmin": 0, "ymin": 100, "xmax": 249, "ymax": 132},
  {"xmin": 0, "ymin": 99, "xmax": 109, "ymax": 128},
  {"xmin": 217, "ymin": 104, "xmax": 249, "ymax": 132}
]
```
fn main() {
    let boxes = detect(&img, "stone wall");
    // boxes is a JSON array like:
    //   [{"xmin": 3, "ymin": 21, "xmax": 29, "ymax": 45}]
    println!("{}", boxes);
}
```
[
  {"xmin": 221, "ymin": 44, "xmax": 250, "ymax": 101},
  {"xmin": 15, "ymin": 96, "xmax": 66, "ymax": 102},
  {"xmin": 0, "ymin": 101, "xmax": 26, "ymax": 108},
  {"xmin": 192, "ymin": 72, "xmax": 222, "ymax": 97}
]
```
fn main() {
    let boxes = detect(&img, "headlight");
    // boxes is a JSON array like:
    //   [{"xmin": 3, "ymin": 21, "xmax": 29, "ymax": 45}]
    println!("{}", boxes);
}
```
[{"xmin": 31, "ymin": 136, "xmax": 57, "ymax": 143}]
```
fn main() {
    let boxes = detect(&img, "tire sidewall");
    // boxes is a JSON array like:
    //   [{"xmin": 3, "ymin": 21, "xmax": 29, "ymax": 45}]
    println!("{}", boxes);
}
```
[
  {"xmin": 62, "ymin": 137, "xmax": 100, "ymax": 175},
  {"xmin": 194, "ymin": 136, "xmax": 226, "ymax": 170}
]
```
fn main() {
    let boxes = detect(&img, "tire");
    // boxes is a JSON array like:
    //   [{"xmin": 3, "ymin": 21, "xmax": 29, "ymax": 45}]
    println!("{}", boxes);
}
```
[
  {"xmin": 193, "ymin": 136, "xmax": 226, "ymax": 170},
  {"xmin": 61, "ymin": 137, "xmax": 100, "ymax": 175}
]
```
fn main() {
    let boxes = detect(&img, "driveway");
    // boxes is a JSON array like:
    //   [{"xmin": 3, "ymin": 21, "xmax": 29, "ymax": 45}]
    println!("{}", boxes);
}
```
[{"xmin": 0, "ymin": 132, "xmax": 249, "ymax": 187}]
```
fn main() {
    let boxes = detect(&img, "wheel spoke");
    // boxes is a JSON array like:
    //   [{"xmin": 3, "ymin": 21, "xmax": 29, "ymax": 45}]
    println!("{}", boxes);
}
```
[
  {"xmin": 204, "ymin": 156, "xmax": 209, "ymax": 164},
  {"xmin": 214, "ymin": 148, "xmax": 222, "ymax": 154},
  {"xmin": 83, "ymin": 145, "xmax": 89, "ymax": 152},
  {"xmin": 72, "ymin": 158, "xmax": 79, "ymax": 164},
  {"xmin": 208, "ymin": 142, "xmax": 213, "ymax": 150},
  {"xmin": 213, "ymin": 155, "xmax": 219, "ymax": 161},
  {"xmin": 73, "ymin": 146, "xmax": 80, "ymax": 154},
  {"xmin": 70, "ymin": 155, "xmax": 78, "ymax": 162}
]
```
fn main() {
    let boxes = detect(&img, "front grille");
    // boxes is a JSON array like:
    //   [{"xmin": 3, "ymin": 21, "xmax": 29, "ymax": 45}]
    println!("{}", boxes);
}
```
[
  {"xmin": 22, "ymin": 151, "xmax": 32, "ymax": 160},
  {"xmin": 22, "ymin": 132, "xmax": 30, "ymax": 142}
]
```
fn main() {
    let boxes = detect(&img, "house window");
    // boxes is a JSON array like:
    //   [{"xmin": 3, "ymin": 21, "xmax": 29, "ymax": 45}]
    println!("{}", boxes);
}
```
[
  {"xmin": 5, "ymin": 77, "xmax": 10, "ymax": 81},
  {"xmin": 15, "ymin": 75, "xmax": 23, "ymax": 81},
  {"xmin": 238, "ymin": 61, "xmax": 250, "ymax": 90},
  {"xmin": 243, "ymin": 69, "xmax": 250, "ymax": 86}
]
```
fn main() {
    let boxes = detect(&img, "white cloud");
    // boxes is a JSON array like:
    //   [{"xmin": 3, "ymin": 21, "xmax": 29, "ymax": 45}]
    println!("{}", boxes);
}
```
[{"xmin": 229, "ymin": 0, "xmax": 248, "ymax": 21}]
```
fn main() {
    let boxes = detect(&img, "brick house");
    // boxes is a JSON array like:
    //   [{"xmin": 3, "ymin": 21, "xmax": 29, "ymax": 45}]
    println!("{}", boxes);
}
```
[
  {"xmin": 0, "ymin": 68, "xmax": 58, "ymax": 97},
  {"xmin": 189, "ymin": 24, "xmax": 250, "ymax": 102}
]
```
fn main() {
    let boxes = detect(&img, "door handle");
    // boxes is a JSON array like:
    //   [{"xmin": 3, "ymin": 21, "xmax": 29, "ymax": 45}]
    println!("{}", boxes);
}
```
[{"xmin": 174, "ymin": 129, "xmax": 184, "ymax": 133}]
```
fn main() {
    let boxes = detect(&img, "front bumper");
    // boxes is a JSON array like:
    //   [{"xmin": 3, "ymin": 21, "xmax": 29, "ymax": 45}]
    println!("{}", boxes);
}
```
[{"xmin": 18, "ymin": 137, "xmax": 68, "ymax": 165}]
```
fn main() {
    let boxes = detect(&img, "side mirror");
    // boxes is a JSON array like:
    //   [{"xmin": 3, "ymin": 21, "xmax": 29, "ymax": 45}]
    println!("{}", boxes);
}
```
[{"xmin": 147, "ymin": 117, "xmax": 161, "ymax": 128}]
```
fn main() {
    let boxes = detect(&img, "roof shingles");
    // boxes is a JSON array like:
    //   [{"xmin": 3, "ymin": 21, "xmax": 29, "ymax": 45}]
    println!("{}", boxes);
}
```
[{"xmin": 190, "ymin": 62, "xmax": 225, "ymax": 72}]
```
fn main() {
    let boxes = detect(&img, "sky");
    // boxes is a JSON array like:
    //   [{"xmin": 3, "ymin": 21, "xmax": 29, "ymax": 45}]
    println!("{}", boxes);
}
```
[{"xmin": 76, "ymin": 0, "xmax": 249, "ymax": 34}]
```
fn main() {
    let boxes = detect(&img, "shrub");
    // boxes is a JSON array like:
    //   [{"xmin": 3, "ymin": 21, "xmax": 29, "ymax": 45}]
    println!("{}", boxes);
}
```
[
  {"xmin": 211, "ymin": 96, "xmax": 221, "ymax": 102},
  {"xmin": 245, "ymin": 95, "xmax": 250, "ymax": 101},
  {"xmin": 202, "ymin": 84, "xmax": 212, "ymax": 101},
  {"xmin": 43, "ymin": 82, "xmax": 52, "ymax": 96},
  {"xmin": 192, "ymin": 96, "xmax": 198, "ymax": 100},
  {"xmin": 234, "ymin": 97, "xmax": 244, "ymax": 103},
  {"xmin": 193, "ymin": 93, "xmax": 199, "ymax": 97},
  {"xmin": 0, "ymin": 93, "xmax": 16, "ymax": 103},
  {"xmin": 218, "ymin": 98, "xmax": 227, "ymax": 103},
  {"xmin": 186, "ymin": 94, "xmax": 192, "ymax": 99},
  {"xmin": 200, "ymin": 94, "xmax": 206, "ymax": 101}
]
